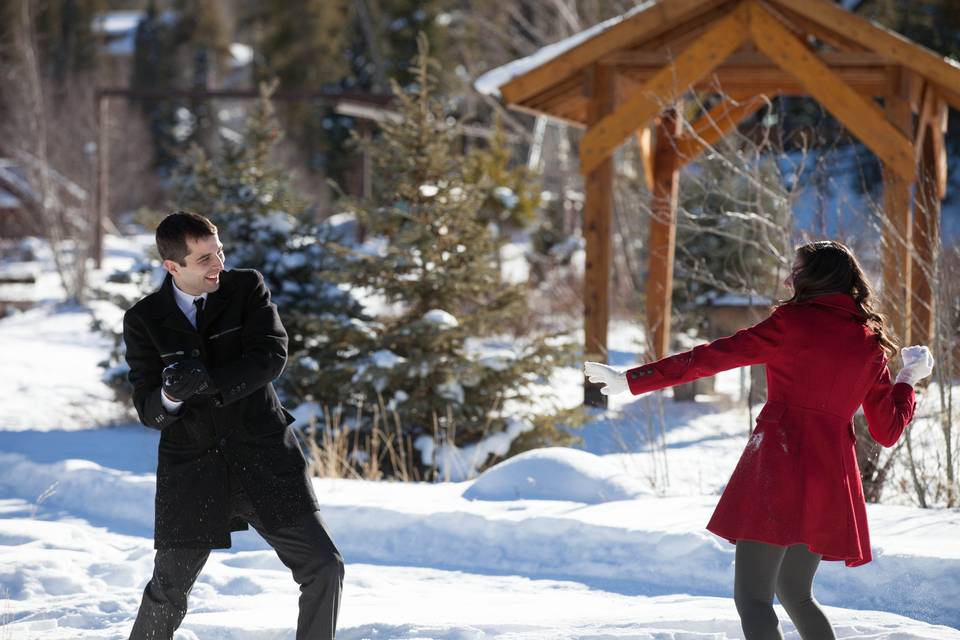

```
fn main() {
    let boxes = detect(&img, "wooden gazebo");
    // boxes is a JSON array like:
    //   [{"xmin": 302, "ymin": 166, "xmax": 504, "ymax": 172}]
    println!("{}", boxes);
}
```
[{"xmin": 476, "ymin": 0, "xmax": 957, "ymax": 405}]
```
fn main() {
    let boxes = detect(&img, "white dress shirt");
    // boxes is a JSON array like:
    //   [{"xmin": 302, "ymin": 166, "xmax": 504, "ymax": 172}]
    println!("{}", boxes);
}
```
[{"xmin": 161, "ymin": 282, "xmax": 208, "ymax": 413}]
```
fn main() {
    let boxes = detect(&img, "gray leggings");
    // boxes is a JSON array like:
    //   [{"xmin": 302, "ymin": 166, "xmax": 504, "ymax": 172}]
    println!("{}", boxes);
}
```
[{"xmin": 734, "ymin": 540, "xmax": 836, "ymax": 640}]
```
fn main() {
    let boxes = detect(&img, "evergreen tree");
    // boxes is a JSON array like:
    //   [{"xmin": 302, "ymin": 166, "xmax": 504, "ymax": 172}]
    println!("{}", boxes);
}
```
[
  {"xmin": 341, "ymin": 35, "xmax": 577, "ymax": 479},
  {"xmin": 465, "ymin": 119, "xmax": 542, "ymax": 234},
  {"xmin": 170, "ymin": 84, "xmax": 376, "ymax": 410}
]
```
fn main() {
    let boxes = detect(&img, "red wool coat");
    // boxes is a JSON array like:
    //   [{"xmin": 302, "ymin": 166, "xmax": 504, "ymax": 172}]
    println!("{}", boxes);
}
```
[{"xmin": 625, "ymin": 293, "xmax": 916, "ymax": 567}]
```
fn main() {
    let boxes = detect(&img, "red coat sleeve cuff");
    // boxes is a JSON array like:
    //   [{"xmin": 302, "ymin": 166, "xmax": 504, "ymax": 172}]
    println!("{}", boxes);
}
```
[{"xmin": 892, "ymin": 381, "xmax": 916, "ymax": 411}]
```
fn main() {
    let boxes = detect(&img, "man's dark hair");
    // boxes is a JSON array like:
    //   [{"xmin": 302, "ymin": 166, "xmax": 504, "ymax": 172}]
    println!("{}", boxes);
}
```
[{"xmin": 156, "ymin": 211, "xmax": 218, "ymax": 265}]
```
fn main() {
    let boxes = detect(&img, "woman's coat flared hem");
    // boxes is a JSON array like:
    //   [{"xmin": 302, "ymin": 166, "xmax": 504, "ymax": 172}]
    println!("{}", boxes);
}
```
[{"xmin": 707, "ymin": 527, "xmax": 870, "ymax": 567}]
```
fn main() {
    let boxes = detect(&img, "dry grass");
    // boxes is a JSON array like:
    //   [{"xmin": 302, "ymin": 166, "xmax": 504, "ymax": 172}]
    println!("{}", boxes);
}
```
[{"xmin": 304, "ymin": 396, "xmax": 426, "ymax": 482}]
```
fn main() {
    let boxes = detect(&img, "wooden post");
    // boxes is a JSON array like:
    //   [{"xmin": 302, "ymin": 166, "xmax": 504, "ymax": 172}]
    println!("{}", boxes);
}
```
[
  {"xmin": 93, "ymin": 93, "xmax": 109, "ymax": 269},
  {"xmin": 881, "ymin": 68, "xmax": 914, "ymax": 346},
  {"xmin": 583, "ymin": 64, "xmax": 615, "ymax": 407},
  {"xmin": 646, "ymin": 107, "xmax": 682, "ymax": 360},
  {"xmin": 635, "ymin": 126, "xmax": 654, "ymax": 191},
  {"xmin": 911, "ymin": 127, "xmax": 941, "ymax": 347}
]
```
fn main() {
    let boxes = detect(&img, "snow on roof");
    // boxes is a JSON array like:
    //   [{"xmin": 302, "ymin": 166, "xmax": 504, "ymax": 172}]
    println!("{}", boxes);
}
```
[{"xmin": 473, "ymin": 1, "xmax": 654, "ymax": 97}]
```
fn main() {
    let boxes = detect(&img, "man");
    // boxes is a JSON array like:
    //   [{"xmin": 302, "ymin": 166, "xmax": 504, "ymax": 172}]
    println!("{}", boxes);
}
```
[{"xmin": 124, "ymin": 211, "xmax": 343, "ymax": 639}]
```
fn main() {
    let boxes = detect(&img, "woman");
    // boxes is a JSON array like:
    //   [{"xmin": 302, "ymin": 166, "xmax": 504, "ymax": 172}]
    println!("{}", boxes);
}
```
[{"xmin": 584, "ymin": 241, "xmax": 934, "ymax": 640}]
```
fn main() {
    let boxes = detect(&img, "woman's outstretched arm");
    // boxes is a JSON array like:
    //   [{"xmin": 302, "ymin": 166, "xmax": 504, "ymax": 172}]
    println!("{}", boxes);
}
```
[{"xmin": 622, "ymin": 307, "xmax": 785, "ymax": 396}]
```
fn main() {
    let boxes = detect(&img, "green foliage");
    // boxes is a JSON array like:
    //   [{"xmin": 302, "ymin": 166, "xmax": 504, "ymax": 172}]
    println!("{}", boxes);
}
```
[
  {"xmin": 465, "ymin": 119, "xmax": 542, "ymax": 233},
  {"xmin": 338, "ymin": 34, "xmax": 577, "ymax": 478}
]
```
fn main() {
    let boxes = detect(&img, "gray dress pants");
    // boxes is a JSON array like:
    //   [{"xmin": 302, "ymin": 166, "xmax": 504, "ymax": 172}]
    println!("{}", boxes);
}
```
[
  {"xmin": 733, "ymin": 540, "xmax": 836, "ymax": 640},
  {"xmin": 129, "ymin": 487, "xmax": 343, "ymax": 640}
]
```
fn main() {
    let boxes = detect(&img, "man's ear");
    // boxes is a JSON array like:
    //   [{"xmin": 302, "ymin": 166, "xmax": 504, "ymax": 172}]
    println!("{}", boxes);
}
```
[{"xmin": 162, "ymin": 259, "xmax": 181, "ymax": 276}]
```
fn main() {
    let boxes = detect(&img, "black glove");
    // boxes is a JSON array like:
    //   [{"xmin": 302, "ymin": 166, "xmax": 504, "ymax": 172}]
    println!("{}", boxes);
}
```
[{"xmin": 161, "ymin": 359, "xmax": 215, "ymax": 402}]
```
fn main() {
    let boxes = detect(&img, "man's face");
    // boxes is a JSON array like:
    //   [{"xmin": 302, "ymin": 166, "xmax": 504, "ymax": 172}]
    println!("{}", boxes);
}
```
[{"xmin": 164, "ymin": 233, "xmax": 225, "ymax": 296}]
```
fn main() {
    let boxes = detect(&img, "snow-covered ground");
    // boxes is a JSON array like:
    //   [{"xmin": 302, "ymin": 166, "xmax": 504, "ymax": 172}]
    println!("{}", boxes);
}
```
[{"xmin": 1, "ymin": 235, "xmax": 959, "ymax": 639}]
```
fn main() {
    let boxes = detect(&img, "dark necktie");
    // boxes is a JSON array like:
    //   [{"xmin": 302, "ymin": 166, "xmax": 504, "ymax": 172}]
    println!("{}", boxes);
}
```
[{"xmin": 193, "ymin": 297, "xmax": 204, "ymax": 329}]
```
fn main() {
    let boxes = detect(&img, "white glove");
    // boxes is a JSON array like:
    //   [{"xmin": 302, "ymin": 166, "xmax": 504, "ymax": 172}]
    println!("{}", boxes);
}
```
[
  {"xmin": 583, "ymin": 361, "xmax": 629, "ymax": 396},
  {"xmin": 894, "ymin": 345, "xmax": 935, "ymax": 386}
]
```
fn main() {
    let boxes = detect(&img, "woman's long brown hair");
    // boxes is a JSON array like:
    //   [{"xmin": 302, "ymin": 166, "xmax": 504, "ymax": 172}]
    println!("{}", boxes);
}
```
[{"xmin": 780, "ymin": 240, "xmax": 899, "ymax": 359}]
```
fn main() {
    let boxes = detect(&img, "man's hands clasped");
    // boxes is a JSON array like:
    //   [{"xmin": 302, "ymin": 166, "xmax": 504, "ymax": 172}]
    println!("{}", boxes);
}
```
[{"xmin": 162, "ymin": 359, "xmax": 216, "ymax": 402}]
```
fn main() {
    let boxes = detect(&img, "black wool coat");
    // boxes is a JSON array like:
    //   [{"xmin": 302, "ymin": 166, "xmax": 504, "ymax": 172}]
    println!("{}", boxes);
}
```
[{"xmin": 123, "ymin": 268, "xmax": 319, "ymax": 549}]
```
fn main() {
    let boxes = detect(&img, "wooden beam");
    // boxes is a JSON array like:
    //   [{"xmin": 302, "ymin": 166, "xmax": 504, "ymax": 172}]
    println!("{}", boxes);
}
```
[
  {"xmin": 881, "ymin": 67, "xmax": 914, "ymax": 346},
  {"xmin": 767, "ymin": 0, "xmax": 960, "ymax": 95},
  {"xmin": 907, "ymin": 71, "xmax": 924, "ymax": 113},
  {"xmin": 631, "ymin": 1, "xmax": 737, "ymax": 55},
  {"xmin": 763, "ymin": 3, "xmax": 870, "ymax": 53},
  {"xmin": 646, "ymin": 108, "xmax": 683, "ymax": 360},
  {"xmin": 605, "ymin": 50, "xmax": 886, "ymax": 67},
  {"xmin": 749, "ymin": 2, "xmax": 915, "ymax": 181},
  {"xmin": 930, "ymin": 80, "xmax": 960, "ymax": 113},
  {"xmin": 583, "ymin": 64, "xmax": 616, "ymax": 407},
  {"xmin": 580, "ymin": 3, "xmax": 750, "ymax": 175},
  {"xmin": 914, "ymin": 82, "xmax": 937, "ymax": 165},
  {"xmin": 499, "ymin": 0, "xmax": 732, "ymax": 105},
  {"xmin": 508, "ymin": 102, "xmax": 587, "ymax": 129},
  {"xmin": 933, "ymin": 97, "xmax": 949, "ymax": 200},
  {"xmin": 674, "ymin": 95, "xmax": 768, "ymax": 165},
  {"xmin": 635, "ymin": 126, "xmax": 655, "ymax": 190},
  {"xmin": 523, "ymin": 73, "xmax": 584, "ymax": 111},
  {"xmin": 911, "ymin": 131, "xmax": 940, "ymax": 348},
  {"xmin": 618, "ymin": 64, "xmax": 889, "ymax": 96},
  {"xmin": 912, "ymin": 84, "xmax": 948, "ymax": 202}
]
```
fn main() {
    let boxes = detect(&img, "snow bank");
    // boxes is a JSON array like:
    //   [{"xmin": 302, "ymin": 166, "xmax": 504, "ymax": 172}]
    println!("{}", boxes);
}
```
[
  {"xmin": 4, "ymin": 500, "xmax": 954, "ymax": 640},
  {"xmin": 464, "ymin": 447, "xmax": 651, "ymax": 503},
  {"xmin": 2, "ymin": 445, "xmax": 958, "ymax": 629}
]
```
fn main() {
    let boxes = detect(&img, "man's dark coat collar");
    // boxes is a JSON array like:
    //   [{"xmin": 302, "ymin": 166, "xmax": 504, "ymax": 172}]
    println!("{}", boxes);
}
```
[{"xmin": 146, "ymin": 270, "xmax": 239, "ymax": 334}]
